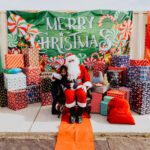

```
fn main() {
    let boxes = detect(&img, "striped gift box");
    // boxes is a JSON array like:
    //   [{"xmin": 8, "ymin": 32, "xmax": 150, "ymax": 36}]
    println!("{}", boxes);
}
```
[
  {"xmin": 130, "ymin": 59, "xmax": 150, "ymax": 66},
  {"xmin": 91, "ymin": 92, "xmax": 102, "ymax": 113},
  {"xmin": 24, "ymin": 48, "xmax": 39, "ymax": 67},
  {"xmin": 5, "ymin": 54, "xmax": 24, "ymax": 69},
  {"xmin": 107, "ymin": 89, "xmax": 126, "ymax": 99},
  {"xmin": 7, "ymin": 90, "xmax": 28, "ymax": 111},
  {"xmin": 40, "ymin": 92, "xmax": 53, "ymax": 106},
  {"xmin": 129, "ymin": 81, "xmax": 150, "ymax": 115}
]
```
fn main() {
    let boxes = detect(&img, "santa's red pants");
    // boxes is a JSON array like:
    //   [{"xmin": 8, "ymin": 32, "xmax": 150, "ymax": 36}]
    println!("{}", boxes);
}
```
[{"xmin": 64, "ymin": 88, "xmax": 87, "ymax": 108}]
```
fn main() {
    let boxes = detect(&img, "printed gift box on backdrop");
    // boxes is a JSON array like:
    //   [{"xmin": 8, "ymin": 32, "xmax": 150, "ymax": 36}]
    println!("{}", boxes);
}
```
[
  {"xmin": 107, "ymin": 70, "xmax": 123, "ymax": 88},
  {"xmin": 40, "ymin": 92, "xmax": 53, "ymax": 106},
  {"xmin": 26, "ymin": 85, "xmax": 41, "ymax": 104},
  {"xmin": 129, "ymin": 81, "xmax": 150, "ymax": 115},
  {"xmin": 8, "ymin": 90, "xmax": 28, "ymax": 111},
  {"xmin": 0, "ymin": 88, "xmax": 8, "ymax": 107},
  {"xmin": 4, "ymin": 72, "xmax": 26, "ymax": 91},
  {"xmin": 5, "ymin": 54, "xmax": 24, "ymax": 69},
  {"xmin": 130, "ymin": 59, "xmax": 150, "ymax": 66},
  {"xmin": 127, "ymin": 66, "xmax": 150, "ymax": 83},
  {"xmin": 112, "ymin": 55, "xmax": 130, "ymax": 67},
  {"xmin": 23, "ymin": 48, "xmax": 39, "ymax": 67}
]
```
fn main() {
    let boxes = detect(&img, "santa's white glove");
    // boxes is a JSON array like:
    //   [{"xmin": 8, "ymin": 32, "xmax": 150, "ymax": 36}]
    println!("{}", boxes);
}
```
[
  {"xmin": 77, "ymin": 85, "xmax": 87, "ymax": 93},
  {"xmin": 51, "ymin": 72, "xmax": 62, "ymax": 81}
]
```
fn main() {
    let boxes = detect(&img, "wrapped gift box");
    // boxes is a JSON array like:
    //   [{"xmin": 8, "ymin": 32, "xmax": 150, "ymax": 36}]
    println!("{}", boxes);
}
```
[
  {"xmin": 27, "ymin": 85, "xmax": 41, "ymax": 104},
  {"xmin": 119, "ymin": 87, "xmax": 130, "ymax": 100},
  {"xmin": 92, "ymin": 84, "xmax": 110, "ymax": 93},
  {"xmin": 0, "ymin": 88, "xmax": 7, "ymax": 107},
  {"xmin": 91, "ymin": 92, "xmax": 102, "ymax": 113},
  {"xmin": 130, "ymin": 59, "xmax": 150, "ymax": 66},
  {"xmin": 26, "ymin": 75, "xmax": 41, "ymax": 85},
  {"xmin": 5, "ymin": 54, "xmax": 24, "ymax": 69},
  {"xmin": 0, "ymin": 72, "xmax": 4, "ymax": 88},
  {"xmin": 107, "ymin": 89, "xmax": 126, "ymax": 99},
  {"xmin": 100, "ymin": 101, "xmax": 110, "ymax": 116},
  {"xmin": 8, "ymin": 90, "xmax": 27, "ymax": 110},
  {"xmin": 108, "ymin": 66, "xmax": 127, "ymax": 85},
  {"xmin": 4, "ymin": 73, "xmax": 26, "ymax": 91},
  {"xmin": 24, "ymin": 48, "xmax": 39, "ymax": 67},
  {"xmin": 40, "ymin": 72, "xmax": 52, "ymax": 79},
  {"xmin": 107, "ymin": 70, "xmax": 123, "ymax": 88},
  {"xmin": 112, "ymin": 55, "xmax": 129, "ymax": 67},
  {"xmin": 129, "ymin": 81, "xmax": 150, "ymax": 115},
  {"xmin": 103, "ymin": 96, "xmax": 113, "ymax": 102},
  {"xmin": 127, "ymin": 66, "xmax": 150, "ymax": 83},
  {"xmin": 41, "ymin": 78, "xmax": 52, "ymax": 93},
  {"xmin": 40, "ymin": 92, "xmax": 53, "ymax": 106}
]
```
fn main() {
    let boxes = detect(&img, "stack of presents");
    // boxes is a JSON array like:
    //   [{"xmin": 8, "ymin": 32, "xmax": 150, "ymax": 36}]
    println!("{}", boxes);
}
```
[
  {"xmin": 90, "ymin": 55, "xmax": 150, "ymax": 124},
  {"xmin": 0, "ymin": 48, "xmax": 53, "ymax": 111}
]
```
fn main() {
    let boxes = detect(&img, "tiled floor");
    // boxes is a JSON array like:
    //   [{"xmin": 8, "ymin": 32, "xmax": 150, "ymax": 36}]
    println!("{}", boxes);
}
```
[{"xmin": 0, "ymin": 103, "xmax": 150, "ymax": 133}]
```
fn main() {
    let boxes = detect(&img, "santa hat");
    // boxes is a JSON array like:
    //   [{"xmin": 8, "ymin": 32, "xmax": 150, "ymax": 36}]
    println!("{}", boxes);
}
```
[{"xmin": 65, "ymin": 53, "xmax": 80, "ymax": 65}]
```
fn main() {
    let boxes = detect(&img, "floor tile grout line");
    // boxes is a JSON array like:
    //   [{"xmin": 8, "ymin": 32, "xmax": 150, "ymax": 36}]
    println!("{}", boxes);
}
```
[{"xmin": 28, "ymin": 104, "xmax": 42, "ymax": 132}]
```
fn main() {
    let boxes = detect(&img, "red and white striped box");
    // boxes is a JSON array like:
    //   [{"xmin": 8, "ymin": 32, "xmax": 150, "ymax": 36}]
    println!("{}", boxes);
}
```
[
  {"xmin": 130, "ymin": 59, "xmax": 150, "ymax": 66},
  {"xmin": 40, "ymin": 92, "xmax": 53, "ymax": 106},
  {"xmin": 107, "ymin": 89, "xmax": 126, "ymax": 99},
  {"xmin": 5, "ymin": 54, "xmax": 24, "ymax": 69},
  {"xmin": 24, "ymin": 48, "xmax": 39, "ymax": 67},
  {"xmin": 8, "ymin": 90, "xmax": 28, "ymax": 111},
  {"xmin": 91, "ymin": 92, "xmax": 103, "ymax": 113}
]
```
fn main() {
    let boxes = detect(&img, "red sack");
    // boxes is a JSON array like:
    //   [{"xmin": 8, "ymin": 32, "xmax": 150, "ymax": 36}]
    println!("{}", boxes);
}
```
[{"xmin": 107, "ymin": 98, "xmax": 135, "ymax": 125}]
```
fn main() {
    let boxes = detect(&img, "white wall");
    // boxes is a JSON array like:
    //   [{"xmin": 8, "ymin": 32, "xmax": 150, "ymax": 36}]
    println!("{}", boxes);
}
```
[{"xmin": 0, "ymin": 11, "xmax": 148, "ymax": 68}]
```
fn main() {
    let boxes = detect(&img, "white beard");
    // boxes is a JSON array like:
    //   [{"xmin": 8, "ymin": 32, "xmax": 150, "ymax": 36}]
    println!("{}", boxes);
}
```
[{"xmin": 66, "ymin": 62, "xmax": 80, "ymax": 81}]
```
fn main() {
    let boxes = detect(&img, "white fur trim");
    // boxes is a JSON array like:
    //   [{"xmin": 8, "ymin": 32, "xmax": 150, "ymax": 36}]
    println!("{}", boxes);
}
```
[
  {"xmin": 77, "ymin": 102, "xmax": 86, "ymax": 108},
  {"xmin": 65, "ymin": 55, "xmax": 80, "ymax": 65},
  {"xmin": 83, "ymin": 81, "xmax": 93, "ymax": 88},
  {"xmin": 65, "ymin": 101, "xmax": 76, "ymax": 108}
]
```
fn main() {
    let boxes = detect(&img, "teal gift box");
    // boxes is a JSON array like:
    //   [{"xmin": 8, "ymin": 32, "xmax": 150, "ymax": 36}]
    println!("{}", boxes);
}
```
[
  {"xmin": 103, "ymin": 96, "xmax": 113, "ymax": 102},
  {"xmin": 100, "ymin": 101, "xmax": 109, "ymax": 116}
]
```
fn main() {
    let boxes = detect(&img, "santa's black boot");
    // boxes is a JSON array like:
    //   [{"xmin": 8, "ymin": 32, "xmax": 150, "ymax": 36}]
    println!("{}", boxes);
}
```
[
  {"xmin": 77, "ymin": 106, "xmax": 84, "ymax": 124},
  {"xmin": 69, "ymin": 107, "xmax": 76, "ymax": 124}
]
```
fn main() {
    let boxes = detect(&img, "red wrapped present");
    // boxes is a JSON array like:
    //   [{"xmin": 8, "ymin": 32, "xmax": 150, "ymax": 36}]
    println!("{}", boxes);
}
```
[
  {"xmin": 24, "ymin": 48, "xmax": 39, "ymax": 67},
  {"xmin": 8, "ymin": 90, "xmax": 28, "ymax": 111},
  {"xmin": 108, "ymin": 66, "xmax": 127, "ymax": 85},
  {"xmin": 5, "ymin": 54, "xmax": 24, "ymax": 69},
  {"xmin": 130, "ymin": 59, "xmax": 150, "ymax": 66},
  {"xmin": 40, "ymin": 92, "xmax": 53, "ymax": 106},
  {"xmin": 27, "ymin": 75, "xmax": 41, "ymax": 85},
  {"xmin": 107, "ymin": 89, "xmax": 127, "ymax": 99},
  {"xmin": 91, "ymin": 92, "xmax": 102, "ymax": 113},
  {"xmin": 119, "ymin": 87, "xmax": 130, "ymax": 100}
]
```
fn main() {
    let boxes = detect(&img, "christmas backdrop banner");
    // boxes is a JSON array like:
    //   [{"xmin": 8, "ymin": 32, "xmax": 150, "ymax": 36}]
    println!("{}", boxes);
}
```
[
  {"xmin": 7, "ymin": 10, "xmax": 133, "ymax": 66},
  {"xmin": 145, "ymin": 12, "xmax": 150, "ymax": 63}
]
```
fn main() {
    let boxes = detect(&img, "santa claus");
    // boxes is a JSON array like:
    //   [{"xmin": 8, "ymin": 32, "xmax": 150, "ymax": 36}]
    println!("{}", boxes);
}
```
[
  {"xmin": 51, "ymin": 53, "xmax": 92, "ymax": 123},
  {"xmin": 64, "ymin": 53, "xmax": 92, "ymax": 123}
]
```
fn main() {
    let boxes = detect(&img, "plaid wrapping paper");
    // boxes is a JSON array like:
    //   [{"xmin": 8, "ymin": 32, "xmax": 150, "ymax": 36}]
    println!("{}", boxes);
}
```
[
  {"xmin": 127, "ymin": 66, "xmax": 150, "ymax": 83},
  {"xmin": 107, "ymin": 70, "xmax": 123, "ymax": 88},
  {"xmin": 91, "ymin": 92, "xmax": 102, "ymax": 113},
  {"xmin": 130, "ymin": 59, "xmax": 150, "ymax": 66},
  {"xmin": 0, "ymin": 72, "xmax": 4, "ymax": 88},
  {"xmin": 108, "ymin": 66, "xmax": 127, "ymax": 85},
  {"xmin": 24, "ymin": 48, "xmax": 39, "ymax": 67},
  {"xmin": 8, "ymin": 90, "xmax": 27, "ymax": 111},
  {"xmin": 40, "ymin": 92, "xmax": 53, "ymax": 106},
  {"xmin": 4, "ymin": 73, "xmax": 26, "ymax": 91},
  {"xmin": 0, "ymin": 88, "xmax": 7, "ymax": 107},
  {"xmin": 129, "ymin": 81, "xmax": 150, "ymax": 115},
  {"xmin": 107, "ymin": 89, "xmax": 127, "ymax": 99},
  {"xmin": 93, "ymin": 61, "xmax": 106, "ymax": 77},
  {"xmin": 40, "ymin": 72, "xmax": 52, "ymax": 79},
  {"xmin": 112, "ymin": 55, "xmax": 129, "ymax": 67},
  {"xmin": 41, "ymin": 78, "xmax": 52, "ymax": 93},
  {"xmin": 5, "ymin": 54, "xmax": 24, "ymax": 69},
  {"xmin": 27, "ymin": 85, "xmax": 41, "ymax": 104}
]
